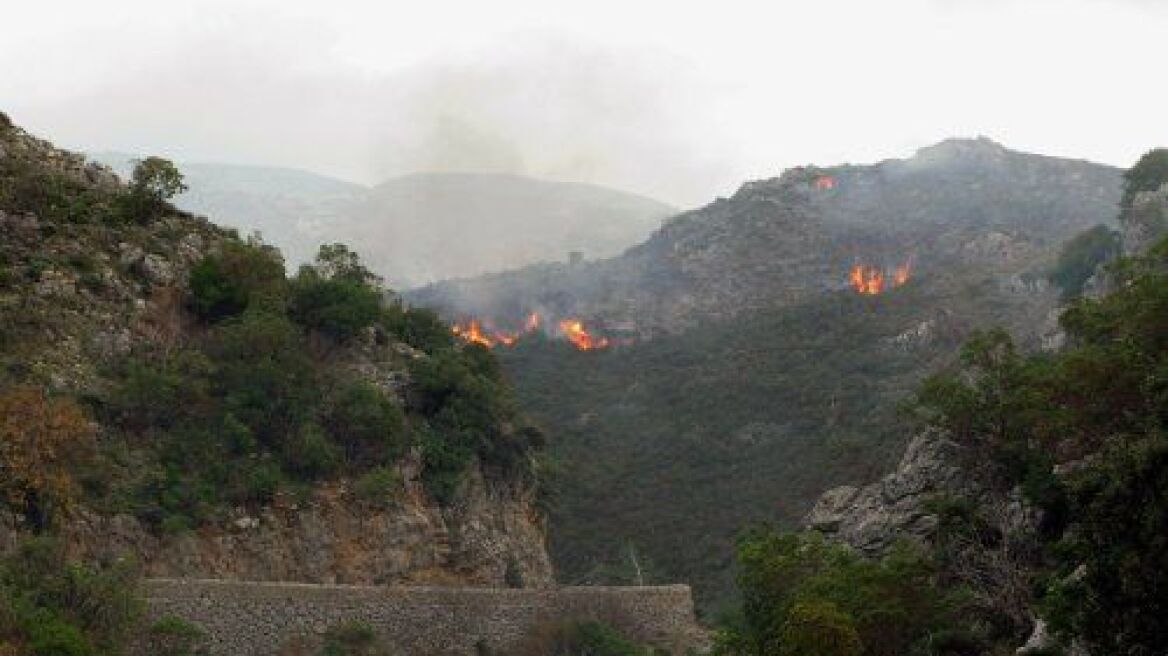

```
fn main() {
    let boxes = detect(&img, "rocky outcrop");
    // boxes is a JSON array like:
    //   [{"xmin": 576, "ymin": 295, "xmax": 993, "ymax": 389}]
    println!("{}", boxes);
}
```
[
  {"xmin": 804, "ymin": 430, "xmax": 972, "ymax": 555},
  {"xmin": 0, "ymin": 455, "xmax": 552, "ymax": 588},
  {"xmin": 1121, "ymin": 181, "xmax": 1168, "ymax": 255}
]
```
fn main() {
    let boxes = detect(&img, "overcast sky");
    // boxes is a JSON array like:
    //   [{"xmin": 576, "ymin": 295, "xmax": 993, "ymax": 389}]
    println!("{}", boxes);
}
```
[{"xmin": 2, "ymin": 0, "xmax": 1165, "ymax": 207}]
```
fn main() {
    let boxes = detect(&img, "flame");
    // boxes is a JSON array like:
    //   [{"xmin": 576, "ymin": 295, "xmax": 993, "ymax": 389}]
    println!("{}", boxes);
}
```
[
  {"xmin": 813, "ymin": 175, "xmax": 836, "ymax": 191},
  {"xmin": 849, "ymin": 258, "xmax": 912, "ymax": 295},
  {"xmin": 849, "ymin": 265, "xmax": 885, "ymax": 295},
  {"xmin": 452, "ymin": 312, "xmax": 620, "ymax": 351},
  {"xmin": 558, "ymin": 319, "xmax": 611, "ymax": 351},
  {"xmin": 451, "ymin": 320, "xmax": 496, "ymax": 347},
  {"xmin": 893, "ymin": 260, "xmax": 912, "ymax": 287}
]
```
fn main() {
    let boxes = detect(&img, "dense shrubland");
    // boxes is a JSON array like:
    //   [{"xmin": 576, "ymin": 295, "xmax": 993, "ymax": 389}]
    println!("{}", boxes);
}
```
[
  {"xmin": 90, "ymin": 239, "xmax": 541, "ymax": 531},
  {"xmin": 0, "ymin": 134, "xmax": 544, "ymax": 533}
]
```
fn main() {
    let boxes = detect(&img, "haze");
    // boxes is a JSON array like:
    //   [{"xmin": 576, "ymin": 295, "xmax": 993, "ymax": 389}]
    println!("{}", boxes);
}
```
[{"xmin": 3, "ymin": 0, "xmax": 1166, "ymax": 207}]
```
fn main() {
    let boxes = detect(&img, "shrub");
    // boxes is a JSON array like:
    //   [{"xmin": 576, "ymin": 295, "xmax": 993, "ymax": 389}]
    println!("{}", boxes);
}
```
[
  {"xmin": 316, "ymin": 622, "xmax": 392, "ymax": 656},
  {"xmin": 514, "ymin": 620, "xmax": 651, "ymax": 656},
  {"xmin": 0, "ymin": 538, "xmax": 142, "ymax": 656},
  {"xmin": 1047, "ymin": 225, "xmax": 1121, "ymax": 299},
  {"xmin": 289, "ymin": 245, "xmax": 384, "ymax": 343},
  {"xmin": 188, "ymin": 241, "xmax": 287, "ymax": 321},
  {"xmin": 144, "ymin": 616, "xmax": 208, "ymax": 656},
  {"xmin": 777, "ymin": 601, "xmax": 862, "ymax": 656},
  {"xmin": 0, "ymin": 387, "xmax": 97, "ymax": 529},
  {"xmin": 381, "ymin": 305, "xmax": 454, "ymax": 353},
  {"xmin": 326, "ymin": 383, "xmax": 406, "ymax": 467},
  {"xmin": 353, "ymin": 467, "xmax": 403, "ymax": 507}
]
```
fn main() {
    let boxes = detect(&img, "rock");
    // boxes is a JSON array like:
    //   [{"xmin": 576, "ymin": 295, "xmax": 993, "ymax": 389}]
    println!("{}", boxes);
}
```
[
  {"xmin": 138, "ymin": 253, "xmax": 176, "ymax": 286},
  {"xmin": 1122, "ymin": 182, "xmax": 1168, "ymax": 255},
  {"xmin": 805, "ymin": 430, "xmax": 971, "ymax": 555},
  {"xmin": 1017, "ymin": 619, "xmax": 1054, "ymax": 655}
]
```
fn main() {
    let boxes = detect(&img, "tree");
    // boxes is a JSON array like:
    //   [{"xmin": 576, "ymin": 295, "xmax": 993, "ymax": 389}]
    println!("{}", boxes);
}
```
[
  {"xmin": 124, "ymin": 156, "xmax": 186, "ymax": 223},
  {"xmin": 1121, "ymin": 148, "xmax": 1168, "ymax": 210},
  {"xmin": 1048, "ymin": 225, "xmax": 1121, "ymax": 299},
  {"xmin": 778, "ymin": 601, "xmax": 862, "ymax": 656},
  {"xmin": 0, "ymin": 387, "xmax": 95, "ymax": 529}
]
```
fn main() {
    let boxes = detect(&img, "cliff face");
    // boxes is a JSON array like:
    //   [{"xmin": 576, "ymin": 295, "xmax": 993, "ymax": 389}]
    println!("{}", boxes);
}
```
[
  {"xmin": 0, "ymin": 458, "xmax": 552, "ymax": 587},
  {"xmin": 0, "ymin": 115, "xmax": 553, "ymax": 588}
]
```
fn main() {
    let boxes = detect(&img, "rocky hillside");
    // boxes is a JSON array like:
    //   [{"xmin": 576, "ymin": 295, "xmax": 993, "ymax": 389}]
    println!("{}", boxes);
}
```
[
  {"xmin": 92, "ymin": 154, "xmax": 674, "ymax": 287},
  {"xmin": 409, "ymin": 138, "xmax": 1124, "ymax": 610},
  {"xmin": 0, "ymin": 113, "xmax": 552, "ymax": 588},
  {"xmin": 416, "ymin": 137, "xmax": 1119, "ymax": 333}
]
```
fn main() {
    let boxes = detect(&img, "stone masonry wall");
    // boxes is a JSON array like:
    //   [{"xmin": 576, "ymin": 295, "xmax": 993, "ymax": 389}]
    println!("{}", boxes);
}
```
[{"xmin": 141, "ymin": 579, "xmax": 704, "ymax": 655}]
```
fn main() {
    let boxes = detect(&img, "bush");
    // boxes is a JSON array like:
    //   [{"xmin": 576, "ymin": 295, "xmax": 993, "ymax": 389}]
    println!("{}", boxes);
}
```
[
  {"xmin": 145, "ymin": 616, "xmax": 208, "ymax": 656},
  {"xmin": 722, "ymin": 530, "xmax": 971, "ymax": 656},
  {"xmin": 514, "ymin": 620, "xmax": 651, "ymax": 656},
  {"xmin": 326, "ymin": 383, "xmax": 406, "ymax": 467},
  {"xmin": 316, "ymin": 622, "xmax": 391, "ymax": 656},
  {"xmin": 289, "ymin": 245, "xmax": 384, "ymax": 343},
  {"xmin": 0, "ymin": 538, "xmax": 142, "ymax": 656},
  {"xmin": 1047, "ymin": 225, "xmax": 1120, "ymax": 299},
  {"xmin": 188, "ymin": 241, "xmax": 287, "ymax": 322},
  {"xmin": 354, "ymin": 467, "xmax": 403, "ymax": 507}
]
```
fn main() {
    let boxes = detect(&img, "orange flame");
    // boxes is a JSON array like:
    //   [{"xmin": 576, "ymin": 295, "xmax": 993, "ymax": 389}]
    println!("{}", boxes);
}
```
[
  {"xmin": 814, "ymin": 175, "xmax": 836, "ymax": 191},
  {"xmin": 451, "ymin": 320, "xmax": 496, "ymax": 347},
  {"xmin": 849, "ymin": 259, "xmax": 912, "ymax": 295},
  {"xmin": 453, "ymin": 312, "xmax": 619, "ymax": 351},
  {"xmin": 558, "ymin": 319, "xmax": 610, "ymax": 351},
  {"xmin": 893, "ymin": 260, "xmax": 912, "ymax": 287},
  {"xmin": 849, "ymin": 265, "xmax": 885, "ymax": 295}
]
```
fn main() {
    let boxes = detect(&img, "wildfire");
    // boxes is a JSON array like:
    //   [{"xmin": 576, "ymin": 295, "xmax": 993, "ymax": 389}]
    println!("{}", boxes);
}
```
[
  {"xmin": 848, "ymin": 259, "xmax": 913, "ymax": 295},
  {"xmin": 558, "ymin": 319, "xmax": 611, "ymax": 351},
  {"xmin": 452, "ymin": 312, "xmax": 618, "ymax": 351},
  {"xmin": 813, "ymin": 175, "xmax": 836, "ymax": 191}
]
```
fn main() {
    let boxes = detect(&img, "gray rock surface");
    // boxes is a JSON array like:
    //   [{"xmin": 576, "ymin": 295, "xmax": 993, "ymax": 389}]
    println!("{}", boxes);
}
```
[{"xmin": 805, "ymin": 429, "xmax": 971, "ymax": 555}]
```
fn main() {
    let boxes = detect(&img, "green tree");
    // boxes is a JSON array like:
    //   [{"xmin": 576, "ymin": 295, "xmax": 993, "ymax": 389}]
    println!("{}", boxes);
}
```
[
  {"xmin": 1048, "ymin": 225, "xmax": 1121, "ymax": 299},
  {"xmin": 289, "ymin": 245, "xmax": 384, "ymax": 343},
  {"xmin": 124, "ymin": 156, "xmax": 186, "ymax": 223},
  {"xmin": 1121, "ymin": 148, "xmax": 1168, "ymax": 210},
  {"xmin": 778, "ymin": 601, "xmax": 862, "ymax": 656}
]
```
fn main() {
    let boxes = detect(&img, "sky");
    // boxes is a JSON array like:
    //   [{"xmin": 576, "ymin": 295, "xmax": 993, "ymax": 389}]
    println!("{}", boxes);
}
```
[{"xmin": 2, "ymin": 0, "xmax": 1166, "ymax": 207}]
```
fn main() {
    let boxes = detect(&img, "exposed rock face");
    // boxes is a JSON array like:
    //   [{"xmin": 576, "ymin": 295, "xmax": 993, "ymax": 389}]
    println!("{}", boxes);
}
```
[
  {"xmin": 0, "ymin": 456, "xmax": 552, "ymax": 588},
  {"xmin": 1121, "ymin": 181, "xmax": 1168, "ymax": 255},
  {"xmin": 804, "ymin": 429, "xmax": 972, "ymax": 555}
]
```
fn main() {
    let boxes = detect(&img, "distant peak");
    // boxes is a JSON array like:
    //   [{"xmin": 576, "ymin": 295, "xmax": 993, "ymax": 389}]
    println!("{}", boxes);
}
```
[{"xmin": 910, "ymin": 136, "xmax": 1009, "ymax": 163}]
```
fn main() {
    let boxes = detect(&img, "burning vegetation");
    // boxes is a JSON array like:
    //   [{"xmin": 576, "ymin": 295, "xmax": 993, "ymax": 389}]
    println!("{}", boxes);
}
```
[
  {"xmin": 813, "ymin": 175, "xmax": 836, "ymax": 191},
  {"xmin": 451, "ymin": 312, "xmax": 619, "ymax": 351},
  {"xmin": 849, "ymin": 258, "xmax": 913, "ymax": 295}
]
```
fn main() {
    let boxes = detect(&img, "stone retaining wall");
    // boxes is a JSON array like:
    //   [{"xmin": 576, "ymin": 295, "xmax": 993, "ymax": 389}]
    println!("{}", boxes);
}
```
[{"xmin": 142, "ymin": 579, "xmax": 703, "ymax": 655}]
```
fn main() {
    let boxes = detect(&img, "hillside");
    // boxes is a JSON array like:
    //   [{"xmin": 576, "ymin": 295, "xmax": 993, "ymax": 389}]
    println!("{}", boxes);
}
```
[
  {"xmin": 413, "ymin": 138, "xmax": 1124, "ymax": 610},
  {"xmin": 0, "ymin": 115, "xmax": 552, "ymax": 589},
  {"xmin": 91, "ymin": 155, "xmax": 675, "ymax": 287},
  {"xmin": 417, "ymin": 137, "xmax": 1119, "ymax": 332}
]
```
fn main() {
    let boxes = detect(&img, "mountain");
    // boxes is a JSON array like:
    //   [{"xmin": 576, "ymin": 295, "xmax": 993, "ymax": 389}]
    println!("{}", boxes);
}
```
[
  {"xmin": 90, "ymin": 154, "xmax": 675, "ymax": 286},
  {"xmin": 351, "ymin": 172, "xmax": 675, "ymax": 287},
  {"xmin": 416, "ymin": 137, "xmax": 1119, "ymax": 332},
  {"xmin": 89, "ymin": 153, "xmax": 367, "ymax": 268},
  {"xmin": 412, "ymin": 138, "xmax": 1124, "ymax": 610},
  {"xmin": 2, "ymin": 117, "xmax": 551, "ymax": 589}
]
